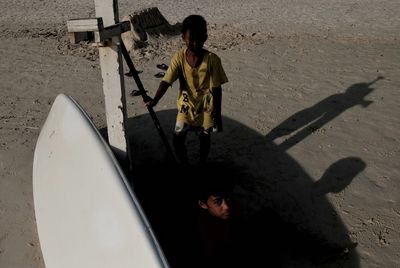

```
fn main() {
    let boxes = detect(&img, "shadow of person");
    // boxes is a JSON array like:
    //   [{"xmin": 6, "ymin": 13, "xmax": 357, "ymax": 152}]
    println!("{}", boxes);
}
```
[
  {"xmin": 266, "ymin": 76, "xmax": 383, "ymax": 151},
  {"xmin": 227, "ymin": 157, "xmax": 365, "ymax": 268},
  {"xmin": 314, "ymin": 157, "xmax": 366, "ymax": 195},
  {"xmin": 124, "ymin": 105, "xmax": 365, "ymax": 267}
]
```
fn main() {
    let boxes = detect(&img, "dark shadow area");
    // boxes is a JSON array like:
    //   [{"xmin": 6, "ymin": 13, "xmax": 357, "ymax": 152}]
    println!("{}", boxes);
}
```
[
  {"xmin": 110, "ymin": 78, "xmax": 383, "ymax": 267},
  {"xmin": 313, "ymin": 157, "xmax": 366, "ymax": 195},
  {"xmin": 123, "ymin": 122, "xmax": 351, "ymax": 266},
  {"xmin": 266, "ymin": 76, "xmax": 382, "ymax": 151}
]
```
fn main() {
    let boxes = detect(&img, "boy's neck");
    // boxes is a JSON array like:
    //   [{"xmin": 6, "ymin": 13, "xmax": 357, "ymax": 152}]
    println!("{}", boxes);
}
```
[
  {"xmin": 186, "ymin": 48, "xmax": 204, "ymax": 67},
  {"xmin": 187, "ymin": 47, "xmax": 204, "ymax": 57}
]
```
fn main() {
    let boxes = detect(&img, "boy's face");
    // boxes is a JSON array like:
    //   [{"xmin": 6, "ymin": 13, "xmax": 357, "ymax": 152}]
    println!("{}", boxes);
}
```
[
  {"xmin": 182, "ymin": 30, "xmax": 207, "ymax": 54},
  {"xmin": 199, "ymin": 195, "xmax": 231, "ymax": 220}
]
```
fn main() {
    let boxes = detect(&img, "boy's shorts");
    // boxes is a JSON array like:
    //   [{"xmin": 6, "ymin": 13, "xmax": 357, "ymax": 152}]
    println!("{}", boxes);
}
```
[{"xmin": 174, "ymin": 120, "xmax": 212, "ymax": 135}]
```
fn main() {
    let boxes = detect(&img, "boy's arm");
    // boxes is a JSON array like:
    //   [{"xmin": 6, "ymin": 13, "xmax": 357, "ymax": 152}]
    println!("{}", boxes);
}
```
[
  {"xmin": 145, "ymin": 81, "xmax": 170, "ymax": 108},
  {"xmin": 212, "ymin": 86, "xmax": 223, "ymax": 132}
]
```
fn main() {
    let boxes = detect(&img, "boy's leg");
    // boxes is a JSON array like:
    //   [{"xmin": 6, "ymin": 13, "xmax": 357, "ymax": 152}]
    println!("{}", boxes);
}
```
[
  {"xmin": 199, "ymin": 130, "xmax": 211, "ymax": 164},
  {"xmin": 173, "ymin": 121, "xmax": 189, "ymax": 165}
]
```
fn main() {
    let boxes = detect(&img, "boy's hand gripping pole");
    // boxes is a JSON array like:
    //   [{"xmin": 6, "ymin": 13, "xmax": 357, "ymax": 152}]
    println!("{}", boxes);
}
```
[{"xmin": 120, "ymin": 42, "xmax": 177, "ymax": 163}]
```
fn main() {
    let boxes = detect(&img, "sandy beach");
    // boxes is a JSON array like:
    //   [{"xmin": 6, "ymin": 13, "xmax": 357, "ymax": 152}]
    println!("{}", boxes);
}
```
[{"xmin": 1, "ymin": 0, "xmax": 399, "ymax": 267}]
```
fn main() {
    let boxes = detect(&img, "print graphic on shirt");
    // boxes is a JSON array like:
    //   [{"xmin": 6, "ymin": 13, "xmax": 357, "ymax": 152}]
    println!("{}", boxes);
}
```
[
  {"xmin": 180, "ymin": 104, "xmax": 189, "ymax": 114},
  {"xmin": 182, "ymin": 93, "xmax": 189, "ymax": 103}
]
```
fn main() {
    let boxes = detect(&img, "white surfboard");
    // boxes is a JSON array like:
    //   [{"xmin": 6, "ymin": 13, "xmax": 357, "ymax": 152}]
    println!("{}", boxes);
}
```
[{"xmin": 33, "ymin": 94, "xmax": 169, "ymax": 268}]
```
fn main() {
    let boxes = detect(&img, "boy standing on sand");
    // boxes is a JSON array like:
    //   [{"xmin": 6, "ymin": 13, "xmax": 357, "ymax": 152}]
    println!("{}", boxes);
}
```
[{"xmin": 145, "ymin": 15, "xmax": 228, "ymax": 165}]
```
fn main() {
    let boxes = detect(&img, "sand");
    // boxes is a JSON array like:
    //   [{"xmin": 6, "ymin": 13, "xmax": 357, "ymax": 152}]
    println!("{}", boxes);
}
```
[{"xmin": 0, "ymin": 0, "xmax": 399, "ymax": 267}]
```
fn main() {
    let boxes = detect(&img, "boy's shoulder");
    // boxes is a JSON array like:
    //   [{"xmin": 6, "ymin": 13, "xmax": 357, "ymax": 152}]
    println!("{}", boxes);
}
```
[
  {"xmin": 169, "ymin": 47, "xmax": 186, "ymax": 62},
  {"xmin": 204, "ymin": 49, "xmax": 221, "ymax": 60},
  {"xmin": 171, "ymin": 48, "xmax": 222, "ymax": 65},
  {"xmin": 177, "ymin": 47, "xmax": 186, "ymax": 54},
  {"xmin": 172, "ymin": 47, "xmax": 220, "ymax": 57}
]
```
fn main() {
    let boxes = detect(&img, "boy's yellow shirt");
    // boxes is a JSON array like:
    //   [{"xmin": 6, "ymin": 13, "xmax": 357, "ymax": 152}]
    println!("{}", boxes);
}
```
[{"xmin": 162, "ymin": 48, "xmax": 228, "ymax": 130}]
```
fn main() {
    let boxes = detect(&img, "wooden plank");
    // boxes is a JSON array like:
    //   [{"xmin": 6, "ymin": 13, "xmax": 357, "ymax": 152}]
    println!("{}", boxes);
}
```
[
  {"xmin": 97, "ymin": 21, "xmax": 131, "ymax": 42},
  {"xmin": 94, "ymin": 0, "xmax": 119, "ymax": 26},
  {"xmin": 67, "ymin": 21, "xmax": 130, "ymax": 44},
  {"xmin": 94, "ymin": 0, "xmax": 129, "ymax": 162},
  {"xmin": 67, "ymin": 18, "xmax": 103, "ymax": 33}
]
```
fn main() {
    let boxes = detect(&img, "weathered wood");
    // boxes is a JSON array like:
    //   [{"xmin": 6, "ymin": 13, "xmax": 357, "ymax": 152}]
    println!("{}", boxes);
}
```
[
  {"xmin": 94, "ymin": 0, "xmax": 119, "ymax": 26},
  {"xmin": 67, "ymin": 18, "xmax": 130, "ymax": 44},
  {"xmin": 99, "ymin": 21, "xmax": 130, "ymax": 42},
  {"xmin": 67, "ymin": 18, "xmax": 104, "ymax": 33},
  {"xmin": 94, "ymin": 0, "xmax": 129, "ymax": 162}
]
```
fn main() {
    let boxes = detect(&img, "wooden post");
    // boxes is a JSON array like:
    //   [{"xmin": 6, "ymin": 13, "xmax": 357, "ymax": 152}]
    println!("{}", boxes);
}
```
[{"xmin": 94, "ymin": 0, "xmax": 129, "ymax": 162}]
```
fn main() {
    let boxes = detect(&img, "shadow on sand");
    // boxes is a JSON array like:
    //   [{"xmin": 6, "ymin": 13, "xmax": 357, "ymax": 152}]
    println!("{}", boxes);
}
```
[
  {"xmin": 121, "ymin": 78, "xmax": 382, "ymax": 267},
  {"xmin": 266, "ymin": 76, "xmax": 382, "ymax": 150}
]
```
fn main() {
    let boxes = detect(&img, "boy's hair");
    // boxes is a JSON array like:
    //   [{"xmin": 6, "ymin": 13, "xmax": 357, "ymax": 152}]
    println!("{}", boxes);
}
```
[
  {"xmin": 181, "ymin": 15, "xmax": 207, "ymax": 36},
  {"xmin": 197, "ymin": 180, "xmax": 233, "ymax": 203},
  {"xmin": 193, "ymin": 164, "xmax": 235, "ymax": 203}
]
